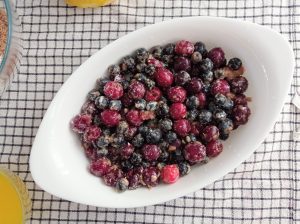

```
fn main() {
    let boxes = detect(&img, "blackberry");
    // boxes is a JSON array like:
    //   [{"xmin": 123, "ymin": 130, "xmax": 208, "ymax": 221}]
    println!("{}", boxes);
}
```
[
  {"xmin": 169, "ymin": 149, "xmax": 185, "ymax": 163},
  {"xmin": 228, "ymin": 57, "xmax": 242, "ymax": 70},
  {"xmin": 120, "ymin": 56, "xmax": 135, "ymax": 72},
  {"xmin": 198, "ymin": 110, "xmax": 212, "ymax": 124},
  {"xmin": 121, "ymin": 80, "xmax": 130, "ymax": 90},
  {"xmin": 144, "ymin": 64, "xmax": 156, "ymax": 76},
  {"xmin": 159, "ymin": 119, "xmax": 173, "ymax": 132},
  {"xmin": 156, "ymin": 102, "xmax": 169, "ymax": 118},
  {"xmin": 186, "ymin": 96, "xmax": 199, "ymax": 109},
  {"xmin": 159, "ymin": 150, "xmax": 169, "ymax": 162},
  {"xmin": 108, "ymin": 64, "xmax": 120, "ymax": 79},
  {"xmin": 115, "ymin": 178, "xmax": 129, "ymax": 192},
  {"xmin": 145, "ymin": 129, "xmax": 162, "ymax": 144},
  {"xmin": 162, "ymin": 43, "xmax": 175, "ymax": 55},
  {"xmin": 135, "ymin": 99, "xmax": 147, "ymax": 110},
  {"xmin": 198, "ymin": 58, "xmax": 213, "ymax": 73},
  {"xmin": 138, "ymin": 125, "xmax": 149, "ymax": 136},
  {"xmin": 187, "ymin": 109, "xmax": 199, "ymax": 121},
  {"xmin": 136, "ymin": 48, "xmax": 149, "ymax": 63},
  {"xmin": 194, "ymin": 42, "xmax": 208, "ymax": 57},
  {"xmin": 200, "ymin": 71, "xmax": 214, "ymax": 83},
  {"xmin": 88, "ymin": 90, "xmax": 101, "ymax": 101},
  {"xmin": 130, "ymin": 152, "xmax": 143, "ymax": 166},
  {"xmin": 109, "ymin": 100, "xmax": 122, "ymax": 111},
  {"xmin": 178, "ymin": 162, "xmax": 191, "ymax": 176},
  {"xmin": 165, "ymin": 131, "xmax": 177, "ymax": 143},
  {"xmin": 151, "ymin": 46, "xmax": 163, "ymax": 59},
  {"xmin": 121, "ymin": 160, "xmax": 134, "ymax": 172},
  {"xmin": 132, "ymin": 133, "xmax": 144, "ymax": 148},
  {"xmin": 146, "ymin": 101, "xmax": 158, "ymax": 111}
]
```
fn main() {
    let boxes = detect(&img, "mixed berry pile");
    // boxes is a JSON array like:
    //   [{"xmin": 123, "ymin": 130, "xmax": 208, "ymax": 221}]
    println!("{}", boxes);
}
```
[{"xmin": 71, "ymin": 40, "xmax": 251, "ymax": 192}]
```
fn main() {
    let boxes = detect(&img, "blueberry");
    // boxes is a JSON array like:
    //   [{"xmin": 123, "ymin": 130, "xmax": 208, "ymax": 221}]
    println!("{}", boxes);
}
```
[
  {"xmin": 208, "ymin": 102, "xmax": 219, "ymax": 113},
  {"xmin": 187, "ymin": 109, "xmax": 199, "ymax": 121},
  {"xmin": 132, "ymin": 134, "xmax": 144, "ymax": 148},
  {"xmin": 194, "ymin": 42, "xmax": 207, "ymax": 57},
  {"xmin": 198, "ymin": 110, "xmax": 212, "ymax": 124},
  {"xmin": 115, "ymin": 178, "xmax": 129, "ymax": 192},
  {"xmin": 95, "ymin": 136, "xmax": 110, "ymax": 148},
  {"xmin": 151, "ymin": 46, "xmax": 163, "ymax": 59},
  {"xmin": 191, "ymin": 51, "xmax": 202, "ymax": 64},
  {"xmin": 108, "ymin": 64, "xmax": 120, "ymax": 78},
  {"xmin": 219, "ymin": 132, "xmax": 229, "ymax": 140},
  {"xmin": 136, "ymin": 48, "xmax": 149, "ymax": 63},
  {"xmin": 95, "ymin": 96, "xmax": 109, "ymax": 109},
  {"xmin": 120, "ymin": 56, "xmax": 135, "ymax": 72},
  {"xmin": 109, "ymin": 100, "xmax": 122, "ymax": 111},
  {"xmin": 169, "ymin": 149, "xmax": 184, "ymax": 163},
  {"xmin": 145, "ymin": 129, "xmax": 162, "ymax": 144},
  {"xmin": 130, "ymin": 152, "xmax": 143, "ymax": 166},
  {"xmin": 202, "ymin": 82, "xmax": 211, "ymax": 95},
  {"xmin": 214, "ymin": 93, "xmax": 233, "ymax": 111},
  {"xmin": 218, "ymin": 118, "xmax": 234, "ymax": 135},
  {"xmin": 178, "ymin": 162, "xmax": 191, "ymax": 176},
  {"xmin": 174, "ymin": 71, "xmax": 191, "ymax": 86},
  {"xmin": 138, "ymin": 125, "xmax": 149, "ymax": 136},
  {"xmin": 198, "ymin": 58, "xmax": 213, "ymax": 73},
  {"xmin": 228, "ymin": 57, "xmax": 242, "ymax": 70},
  {"xmin": 159, "ymin": 119, "xmax": 173, "ymax": 132},
  {"xmin": 162, "ymin": 43, "xmax": 175, "ymax": 55},
  {"xmin": 135, "ymin": 99, "xmax": 147, "ymax": 110},
  {"xmin": 159, "ymin": 150, "xmax": 169, "ymax": 162},
  {"xmin": 213, "ymin": 108, "xmax": 227, "ymax": 122},
  {"xmin": 156, "ymin": 103, "xmax": 169, "ymax": 118},
  {"xmin": 165, "ymin": 131, "xmax": 177, "ymax": 143},
  {"xmin": 186, "ymin": 96, "xmax": 199, "ymax": 109},
  {"xmin": 200, "ymin": 71, "xmax": 214, "ymax": 83},
  {"xmin": 97, "ymin": 148, "xmax": 108, "ymax": 157},
  {"xmin": 146, "ymin": 101, "xmax": 158, "ymax": 111},
  {"xmin": 111, "ymin": 135, "xmax": 126, "ymax": 148}
]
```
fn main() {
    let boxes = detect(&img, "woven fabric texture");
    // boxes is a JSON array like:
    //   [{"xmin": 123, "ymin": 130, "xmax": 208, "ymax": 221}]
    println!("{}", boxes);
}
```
[{"xmin": 0, "ymin": 0, "xmax": 299, "ymax": 223}]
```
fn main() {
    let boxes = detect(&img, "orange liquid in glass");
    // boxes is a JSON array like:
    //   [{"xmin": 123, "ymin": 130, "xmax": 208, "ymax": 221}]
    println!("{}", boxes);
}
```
[{"xmin": 0, "ymin": 172, "xmax": 24, "ymax": 224}]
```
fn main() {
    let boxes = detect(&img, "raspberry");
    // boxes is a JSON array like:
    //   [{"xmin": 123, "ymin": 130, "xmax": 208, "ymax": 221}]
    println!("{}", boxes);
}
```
[
  {"xmin": 207, "ymin": 47, "xmax": 226, "ymax": 68},
  {"xmin": 173, "ymin": 119, "xmax": 191, "ymax": 137},
  {"xmin": 142, "ymin": 167, "xmax": 160, "ymax": 187},
  {"xmin": 71, "ymin": 114, "xmax": 92, "ymax": 133},
  {"xmin": 100, "ymin": 109, "xmax": 121, "ymax": 127},
  {"xmin": 170, "ymin": 103, "xmax": 187, "ymax": 120},
  {"xmin": 206, "ymin": 140, "xmax": 223, "ymax": 157},
  {"xmin": 126, "ymin": 109, "xmax": 143, "ymax": 127},
  {"xmin": 145, "ymin": 87, "xmax": 162, "ymax": 101},
  {"xmin": 168, "ymin": 86, "xmax": 187, "ymax": 103},
  {"xmin": 211, "ymin": 79, "xmax": 230, "ymax": 95},
  {"xmin": 103, "ymin": 81, "xmax": 124, "ymax": 99},
  {"xmin": 81, "ymin": 101, "xmax": 96, "ymax": 114},
  {"xmin": 161, "ymin": 164, "xmax": 179, "ymax": 184},
  {"xmin": 184, "ymin": 141, "xmax": 206, "ymax": 163},
  {"xmin": 124, "ymin": 126, "xmax": 137, "ymax": 141},
  {"xmin": 201, "ymin": 125, "xmax": 219, "ymax": 142},
  {"xmin": 140, "ymin": 111, "xmax": 155, "ymax": 121},
  {"xmin": 190, "ymin": 122, "xmax": 204, "ymax": 136},
  {"xmin": 142, "ymin": 144, "xmax": 161, "ymax": 161},
  {"xmin": 120, "ymin": 143, "xmax": 134, "ymax": 159},
  {"xmin": 147, "ymin": 57, "xmax": 164, "ymax": 68},
  {"xmin": 155, "ymin": 67, "xmax": 174, "ymax": 87},
  {"xmin": 128, "ymin": 81, "xmax": 146, "ymax": 99},
  {"xmin": 83, "ymin": 126, "xmax": 102, "ymax": 143},
  {"xmin": 89, "ymin": 157, "xmax": 111, "ymax": 177},
  {"xmin": 175, "ymin": 40, "xmax": 194, "ymax": 56},
  {"xmin": 103, "ymin": 166, "xmax": 124, "ymax": 187},
  {"xmin": 83, "ymin": 143, "xmax": 97, "ymax": 161}
]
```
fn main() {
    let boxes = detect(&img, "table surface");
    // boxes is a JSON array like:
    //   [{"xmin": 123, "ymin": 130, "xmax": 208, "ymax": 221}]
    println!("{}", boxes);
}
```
[{"xmin": 0, "ymin": 0, "xmax": 299, "ymax": 223}]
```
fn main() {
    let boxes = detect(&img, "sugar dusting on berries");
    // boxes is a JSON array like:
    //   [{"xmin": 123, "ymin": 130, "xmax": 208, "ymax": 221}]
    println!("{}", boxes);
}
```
[{"xmin": 71, "ymin": 40, "xmax": 251, "ymax": 192}]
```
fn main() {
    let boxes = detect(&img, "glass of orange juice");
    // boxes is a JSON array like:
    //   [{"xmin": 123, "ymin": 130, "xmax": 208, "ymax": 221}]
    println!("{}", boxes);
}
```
[{"xmin": 0, "ymin": 167, "xmax": 32, "ymax": 224}]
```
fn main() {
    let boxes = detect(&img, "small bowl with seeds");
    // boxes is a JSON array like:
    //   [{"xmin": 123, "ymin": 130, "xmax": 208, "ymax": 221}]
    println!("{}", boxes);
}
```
[{"xmin": 0, "ymin": 0, "xmax": 22, "ymax": 97}]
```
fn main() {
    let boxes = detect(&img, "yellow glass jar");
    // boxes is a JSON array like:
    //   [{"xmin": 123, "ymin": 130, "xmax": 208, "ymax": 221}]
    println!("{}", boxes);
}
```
[
  {"xmin": 0, "ymin": 168, "xmax": 31, "ymax": 224},
  {"xmin": 66, "ymin": 0, "xmax": 115, "ymax": 8}
]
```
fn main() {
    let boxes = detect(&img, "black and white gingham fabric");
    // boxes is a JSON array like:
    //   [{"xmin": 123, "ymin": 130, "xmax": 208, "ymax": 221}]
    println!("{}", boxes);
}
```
[{"xmin": 0, "ymin": 0, "xmax": 299, "ymax": 223}]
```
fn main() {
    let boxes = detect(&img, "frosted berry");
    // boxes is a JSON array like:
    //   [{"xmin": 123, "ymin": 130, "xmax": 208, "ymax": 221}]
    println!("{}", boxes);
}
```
[
  {"xmin": 170, "ymin": 103, "xmax": 187, "ymax": 120},
  {"xmin": 83, "ymin": 126, "xmax": 102, "ymax": 143},
  {"xmin": 126, "ymin": 110, "xmax": 143, "ymax": 127},
  {"xmin": 207, "ymin": 47, "xmax": 226, "ymax": 68},
  {"xmin": 115, "ymin": 178, "xmax": 129, "ymax": 192},
  {"xmin": 89, "ymin": 157, "xmax": 111, "ymax": 177},
  {"xmin": 175, "ymin": 40, "xmax": 194, "ymax": 56},
  {"xmin": 174, "ymin": 71, "xmax": 191, "ymax": 86},
  {"xmin": 81, "ymin": 101, "xmax": 96, "ymax": 114},
  {"xmin": 142, "ymin": 167, "xmax": 160, "ymax": 187},
  {"xmin": 155, "ymin": 67, "xmax": 174, "ymax": 87},
  {"xmin": 184, "ymin": 141, "xmax": 206, "ymax": 163},
  {"xmin": 161, "ymin": 165, "xmax": 179, "ymax": 184},
  {"xmin": 103, "ymin": 166, "xmax": 123, "ymax": 187},
  {"xmin": 145, "ymin": 87, "xmax": 162, "ymax": 101},
  {"xmin": 201, "ymin": 125, "xmax": 219, "ymax": 142},
  {"xmin": 173, "ymin": 56, "xmax": 191, "ymax": 72},
  {"xmin": 211, "ymin": 79, "xmax": 230, "ymax": 95},
  {"xmin": 121, "ymin": 93, "xmax": 134, "ymax": 107},
  {"xmin": 168, "ymin": 86, "xmax": 187, "ymax": 103},
  {"xmin": 100, "ymin": 109, "xmax": 121, "ymax": 127},
  {"xmin": 120, "ymin": 143, "xmax": 134, "ymax": 159},
  {"xmin": 103, "ymin": 81, "xmax": 124, "ymax": 100},
  {"xmin": 186, "ymin": 78, "xmax": 203, "ymax": 94},
  {"xmin": 178, "ymin": 162, "xmax": 191, "ymax": 176},
  {"xmin": 194, "ymin": 41, "xmax": 207, "ymax": 57},
  {"xmin": 229, "ymin": 76, "xmax": 248, "ymax": 94},
  {"xmin": 228, "ymin": 57, "xmax": 242, "ymax": 70},
  {"xmin": 196, "ymin": 92, "xmax": 206, "ymax": 108},
  {"xmin": 147, "ymin": 57, "xmax": 164, "ymax": 68},
  {"xmin": 71, "ymin": 114, "xmax": 92, "ymax": 133},
  {"xmin": 128, "ymin": 81, "xmax": 146, "ymax": 99},
  {"xmin": 173, "ymin": 119, "xmax": 191, "ymax": 137},
  {"xmin": 206, "ymin": 140, "xmax": 223, "ymax": 157},
  {"xmin": 142, "ymin": 144, "xmax": 161, "ymax": 161},
  {"xmin": 232, "ymin": 105, "xmax": 251, "ymax": 125}
]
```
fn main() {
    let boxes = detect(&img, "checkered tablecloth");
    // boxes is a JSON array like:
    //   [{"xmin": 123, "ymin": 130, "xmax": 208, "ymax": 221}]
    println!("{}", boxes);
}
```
[{"xmin": 0, "ymin": 0, "xmax": 299, "ymax": 223}]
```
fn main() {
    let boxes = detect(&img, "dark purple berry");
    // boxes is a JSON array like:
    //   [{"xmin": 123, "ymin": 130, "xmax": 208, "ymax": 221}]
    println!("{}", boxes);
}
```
[
  {"xmin": 198, "ymin": 58, "xmax": 213, "ymax": 73},
  {"xmin": 165, "ymin": 131, "xmax": 177, "ymax": 143},
  {"xmin": 159, "ymin": 118, "xmax": 173, "ymax": 132},
  {"xmin": 191, "ymin": 51, "xmax": 202, "ymax": 64},
  {"xmin": 228, "ymin": 58, "xmax": 242, "ymax": 70},
  {"xmin": 162, "ymin": 43, "xmax": 175, "ymax": 55},
  {"xmin": 194, "ymin": 42, "xmax": 207, "ymax": 57},
  {"xmin": 145, "ymin": 129, "xmax": 162, "ymax": 144},
  {"xmin": 95, "ymin": 96, "xmax": 109, "ymax": 109},
  {"xmin": 132, "ymin": 133, "xmax": 144, "ymax": 148},
  {"xmin": 130, "ymin": 152, "xmax": 143, "ymax": 166},
  {"xmin": 184, "ymin": 141, "xmax": 206, "ymax": 163},
  {"xmin": 174, "ymin": 71, "xmax": 191, "ymax": 86},
  {"xmin": 142, "ymin": 167, "xmax": 160, "ymax": 187},
  {"xmin": 173, "ymin": 56, "xmax": 191, "ymax": 72},
  {"xmin": 201, "ymin": 125, "xmax": 220, "ymax": 142},
  {"xmin": 206, "ymin": 140, "xmax": 223, "ymax": 157},
  {"xmin": 186, "ymin": 78, "xmax": 203, "ymax": 94},
  {"xmin": 232, "ymin": 105, "xmax": 251, "ymax": 125},
  {"xmin": 229, "ymin": 76, "xmax": 248, "ymax": 94},
  {"xmin": 178, "ymin": 162, "xmax": 191, "ymax": 176},
  {"xmin": 151, "ymin": 46, "xmax": 163, "ymax": 59},
  {"xmin": 218, "ymin": 118, "xmax": 234, "ymax": 135},
  {"xmin": 207, "ymin": 47, "xmax": 226, "ymax": 68},
  {"xmin": 142, "ymin": 144, "xmax": 161, "ymax": 161}
]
